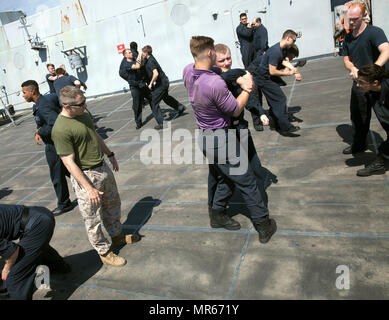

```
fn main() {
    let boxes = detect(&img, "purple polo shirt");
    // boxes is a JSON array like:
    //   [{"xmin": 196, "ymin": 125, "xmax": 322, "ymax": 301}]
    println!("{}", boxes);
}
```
[{"xmin": 183, "ymin": 63, "xmax": 238, "ymax": 129}]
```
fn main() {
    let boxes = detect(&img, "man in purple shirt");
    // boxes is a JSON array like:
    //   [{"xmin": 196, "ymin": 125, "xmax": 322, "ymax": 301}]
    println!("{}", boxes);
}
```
[
  {"xmin": 183, "ymin": 36, "xmax": 277, "ymax": 244},
  {"xmin": 183, "ymin": 63, "xmax": 239, "ymax": 130}
]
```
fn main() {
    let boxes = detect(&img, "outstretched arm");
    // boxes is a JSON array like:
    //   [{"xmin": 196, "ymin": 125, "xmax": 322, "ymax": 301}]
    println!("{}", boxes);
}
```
[{"xmin": 375, "ymin": 42, "xmax": 389, "ymax": 67}]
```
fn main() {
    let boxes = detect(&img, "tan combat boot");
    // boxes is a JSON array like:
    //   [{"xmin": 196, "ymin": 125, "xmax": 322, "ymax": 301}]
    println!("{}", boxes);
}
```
[
  {"xmin": 111, "ymin": 233, "xmax": 141, "ymax": 246},
  {"xmin": 99, "ymin": 251, "xmax": 127, "ymax": 267}
]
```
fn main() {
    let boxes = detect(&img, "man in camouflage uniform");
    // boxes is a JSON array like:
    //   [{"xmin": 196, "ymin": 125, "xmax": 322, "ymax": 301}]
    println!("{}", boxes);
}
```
[{"xmin": 51, "ymin": 86, "xmax": 140, "ymax": 267}]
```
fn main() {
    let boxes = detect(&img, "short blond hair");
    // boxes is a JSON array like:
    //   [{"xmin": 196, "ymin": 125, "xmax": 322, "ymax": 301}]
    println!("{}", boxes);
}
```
[
  {"xmin": 214, "ymin": 43, "xmax": 230, "ymax": 54},
  {"xmin": 60, "ymin": 86, "xmax": 84, "ymax": 106}
]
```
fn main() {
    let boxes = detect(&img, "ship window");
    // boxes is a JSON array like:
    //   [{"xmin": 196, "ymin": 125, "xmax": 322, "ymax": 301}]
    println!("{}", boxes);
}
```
[
  {"xmin": 170, "ymin": 4, "xmax": 190, "ymax": 26},
  {"xmin": 14, "ymin": 52, "xmax": 25, "ymax": 70}
]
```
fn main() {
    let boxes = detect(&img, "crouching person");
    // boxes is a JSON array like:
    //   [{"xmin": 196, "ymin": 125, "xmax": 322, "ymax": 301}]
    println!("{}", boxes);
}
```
[
  {"xmin": 355, "ymin": 64, "xmax": 389, "ymax": 176},
  {"xmin": 1, "ymin": 204, "xmax": 70, "ymax": 300},
  {"xmin": 51, "ymin": 86, "xmax": 140, "ymax": 267}
]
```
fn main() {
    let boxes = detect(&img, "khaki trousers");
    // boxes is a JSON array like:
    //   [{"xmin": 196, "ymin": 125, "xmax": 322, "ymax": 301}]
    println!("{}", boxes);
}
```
[{"xmin": 71, "ymin": 162, "xmax": 122, "ymax": 255}]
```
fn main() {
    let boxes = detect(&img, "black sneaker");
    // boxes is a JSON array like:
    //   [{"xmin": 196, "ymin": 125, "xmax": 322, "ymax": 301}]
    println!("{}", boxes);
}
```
[
  {"xmin": 154, "ymin": 124, "xmax": 164, "ymax": 130},
  {"xmin": 136, "ymin": 123, "xmax": 142, "ymax": 130},
  {"xmin": 357, "ymin": 155, "xmax": 385, "ymax": 176},
  {"xmin": 254, "ymin": 217, "xmax": 277, "ymax": 244}
]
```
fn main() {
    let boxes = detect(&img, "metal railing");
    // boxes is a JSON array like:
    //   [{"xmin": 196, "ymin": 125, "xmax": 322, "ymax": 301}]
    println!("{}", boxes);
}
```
[{"xmin": 0, "ymin": 80, "xmax": 48, "ymax": 126}]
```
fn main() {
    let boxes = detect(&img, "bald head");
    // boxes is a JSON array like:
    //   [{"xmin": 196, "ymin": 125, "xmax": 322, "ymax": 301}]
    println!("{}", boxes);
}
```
[{"xmin": 349, "ymin": 2, "xmax": 366, "ymax": 16}]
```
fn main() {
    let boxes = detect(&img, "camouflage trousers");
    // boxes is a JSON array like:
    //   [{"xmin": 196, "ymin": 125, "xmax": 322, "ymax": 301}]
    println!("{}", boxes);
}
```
[{"xmin": 70, "ymin": 161, "xmax": 122, "ymax": 255}]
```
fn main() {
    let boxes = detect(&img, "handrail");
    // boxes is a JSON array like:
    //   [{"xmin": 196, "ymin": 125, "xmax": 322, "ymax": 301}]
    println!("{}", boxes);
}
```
[{"xmin": 0, "ymin": 80, "xmax": 48, "ymax": 101}]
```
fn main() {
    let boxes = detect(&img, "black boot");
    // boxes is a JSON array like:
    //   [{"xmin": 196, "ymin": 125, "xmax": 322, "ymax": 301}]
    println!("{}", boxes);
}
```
[
  {"xmin": 253, "ymin": 217, "xmax": 277, "ymax": 244},
  {"xmin": 178, "ymin": 105, "xmax": 186, "ymax": 116},
  {"xmin": 209, "ymin": 207, "xmax": 241, "ymax": 230},
  {"xmin": 357, "ymin": 154, "xmax": 385, "ymax": 176},
  {"xmin": 343, "ymin": 145, "xmax": 367, "ymax": 155}
]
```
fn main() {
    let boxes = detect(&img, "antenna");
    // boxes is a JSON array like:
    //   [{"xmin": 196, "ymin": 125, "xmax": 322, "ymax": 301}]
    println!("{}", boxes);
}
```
[
  {"xmin": 18, "ymin": 14, "xmax": 32, "ymax": 43},
  {"xmin": 18, "ymin": 13, "xmax": 47, "ymax": 50},
  {"xmin": 137, "ymin": 15, "xmax": 146, "ymax": 37}
]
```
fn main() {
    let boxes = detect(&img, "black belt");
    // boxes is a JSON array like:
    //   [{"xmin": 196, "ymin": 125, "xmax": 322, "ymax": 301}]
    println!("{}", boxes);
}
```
[
  {"xmin": 20, "ymin": 207, "xmax": 30, "ymax": 231},
  {"xmin": 82, "ymin": 160, "xmax": 104, "ymax": 171}
]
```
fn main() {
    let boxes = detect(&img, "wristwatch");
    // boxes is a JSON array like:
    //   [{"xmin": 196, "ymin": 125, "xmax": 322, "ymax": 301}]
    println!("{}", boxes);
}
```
[{"xmin": 107, "ymin": 151, "xmax": 115, "ymax": 158}]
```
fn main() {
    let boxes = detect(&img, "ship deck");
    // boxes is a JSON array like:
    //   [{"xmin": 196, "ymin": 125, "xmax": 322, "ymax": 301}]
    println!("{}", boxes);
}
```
[{"xmin": 0, "ymin": 56, "xmax": 388, "ymax": 300}]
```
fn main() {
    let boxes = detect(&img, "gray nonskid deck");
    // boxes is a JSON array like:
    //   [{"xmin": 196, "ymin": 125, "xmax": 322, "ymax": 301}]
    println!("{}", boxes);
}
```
[{"xmin": 0, "ymin": 57, "xmax": 388, "ymax": 300}]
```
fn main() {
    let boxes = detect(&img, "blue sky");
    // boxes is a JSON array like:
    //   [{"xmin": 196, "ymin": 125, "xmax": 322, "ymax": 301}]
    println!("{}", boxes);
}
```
[{"xmin": 0, "ymin": 0, "xmax": 59, "ymax": 16}]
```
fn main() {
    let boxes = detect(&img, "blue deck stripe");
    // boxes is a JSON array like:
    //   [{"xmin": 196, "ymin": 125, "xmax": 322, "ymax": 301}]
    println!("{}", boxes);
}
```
[
  {"xmin": 50, "ymin": 280, "xmax": 178, "ymax": 300},
  {"xmin": 56, "ymin": 223, "xmax": 389, "ymax": 240},
  {"xmin": 227, "ymin": 229, "xmax": 252, "ymax": 300}
]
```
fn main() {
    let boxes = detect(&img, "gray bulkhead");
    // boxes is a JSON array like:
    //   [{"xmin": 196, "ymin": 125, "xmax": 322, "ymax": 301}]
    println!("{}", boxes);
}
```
[{"xmin": 0, "ymin": 0, "xmax": 336, "ymax": 111}]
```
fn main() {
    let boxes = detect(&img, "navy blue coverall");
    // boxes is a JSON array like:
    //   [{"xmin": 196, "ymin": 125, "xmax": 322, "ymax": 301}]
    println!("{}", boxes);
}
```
[
  {"xmin": 205, "ymin": 69, "xmax": 270, "ymax": 222},
  {"xmin": 0, "ymin": 205, "xmax": 67, "ymax": 300},
  {"xmin": 253, "ymin": 24, "xmax": 269, "ymax": 56},
  {"xmin": 236, "ymin": 23, "xmax": 255, "ymax": 68},
  {"xmin": 369, "ymin": 78, "xmax": 389, "ymax": 158},
  {"xmin": 33, "ymin": 95, "xmax": 72, "ymax": 210},
  {"xmin": 253, "ymin": 43, "xmax": 294, "ymax": 132},
  {"xmin": 342, "ymin": 25, "xmax": 388, "ymax": 152},
  {"xmin": 144, "ymin": 55, "xmax": 185, "ymax": 125},
  {"xmin": 119, "ymin": 57, "xmax": 152, "ymax": 127}
]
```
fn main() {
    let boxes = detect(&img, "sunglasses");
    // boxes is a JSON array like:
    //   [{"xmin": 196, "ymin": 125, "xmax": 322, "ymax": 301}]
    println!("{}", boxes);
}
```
[{"xmin": 71, "ymin": 99, "xmax": 86, "ymax": 108}]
